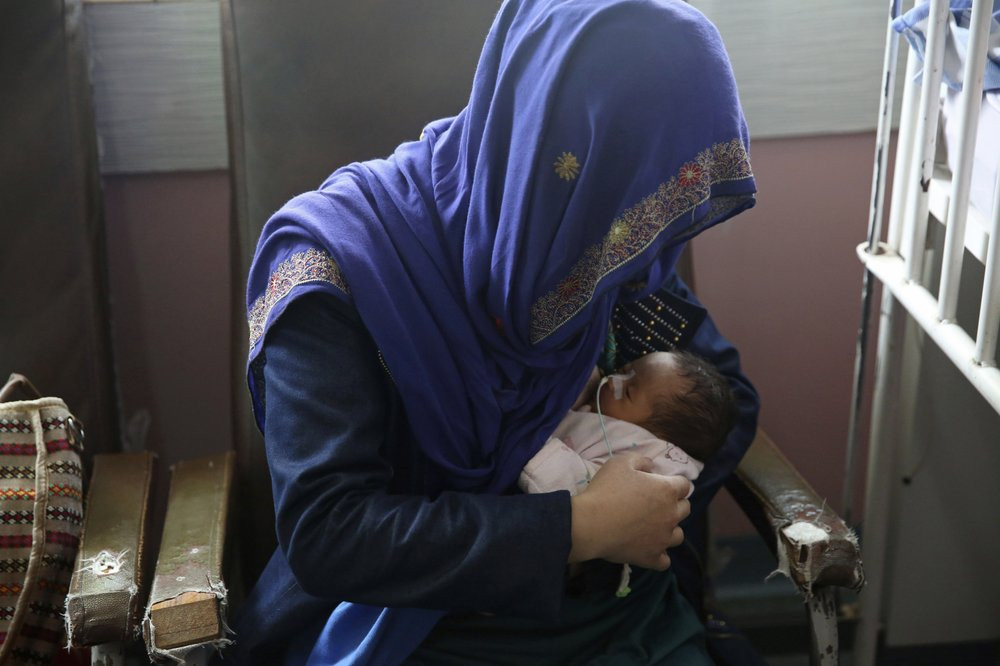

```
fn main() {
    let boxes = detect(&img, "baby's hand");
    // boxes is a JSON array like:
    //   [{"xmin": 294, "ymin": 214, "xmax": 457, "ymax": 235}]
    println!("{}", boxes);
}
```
[{"xmin": 571, "ymin": 367, "xmax": 602, "ymax": 410}]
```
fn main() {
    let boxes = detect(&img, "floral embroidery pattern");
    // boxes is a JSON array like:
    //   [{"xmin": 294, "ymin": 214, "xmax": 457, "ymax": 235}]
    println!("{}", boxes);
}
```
[
  {"xmin": 248, "ymin": 247, "xmax": 349, "ymax": 347},
  {"xmin": 530, "ymin": 138, "xmax": 752, "ymax": 344},
  {"xmin": 678, "ymin": 162, "xmax": 702, "ymax": 187},
  {"xmin": 554, "ymin": 152, "xmax": 581, "ymax": 181}
]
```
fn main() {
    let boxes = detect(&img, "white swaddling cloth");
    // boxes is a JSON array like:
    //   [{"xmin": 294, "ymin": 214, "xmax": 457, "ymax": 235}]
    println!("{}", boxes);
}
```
[{"xmin": 518, "ymin": 410, "xmax": 702, "ymax": 496}]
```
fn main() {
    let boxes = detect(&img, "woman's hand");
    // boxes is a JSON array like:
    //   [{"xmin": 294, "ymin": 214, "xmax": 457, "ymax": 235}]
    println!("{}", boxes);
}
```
[{"xmin": 568, "ymin": 453, "xmax": 691, "ymax": 570}]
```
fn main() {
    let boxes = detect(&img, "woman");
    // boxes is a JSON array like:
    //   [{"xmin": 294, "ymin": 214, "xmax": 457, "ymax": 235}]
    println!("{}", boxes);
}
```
[{"xmin": 233, "ymin": 0, "xmax": 758, "ymax": 663}]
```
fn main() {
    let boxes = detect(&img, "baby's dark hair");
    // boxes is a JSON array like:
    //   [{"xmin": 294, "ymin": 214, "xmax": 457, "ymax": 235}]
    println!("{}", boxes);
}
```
[{"xmin": 640, "ymin": 351, "xmax": 736, "ymax": 461}]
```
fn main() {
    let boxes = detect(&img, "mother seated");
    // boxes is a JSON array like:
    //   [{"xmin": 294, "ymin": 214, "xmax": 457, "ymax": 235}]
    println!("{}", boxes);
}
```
[{"xmin": 230, "ymin": 0, "xmax": 759, "ymax": 663}]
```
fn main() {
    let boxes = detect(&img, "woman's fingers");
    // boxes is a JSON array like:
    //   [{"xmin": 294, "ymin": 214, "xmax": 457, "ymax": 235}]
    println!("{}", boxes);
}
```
[
  {"xmin": 646, "ymin": 551, "xmax": 671, "ymax": 571},
  {"xmin": 662, "ymin": 474, "xmax": 693, "ymax": 501},
  {"xmin": 568, "ymin": 453, "xmax": 692, "ymax": 567},
  {"xmin": 631, "ymin": 455, "xmax": 655, "ymax": 473}
]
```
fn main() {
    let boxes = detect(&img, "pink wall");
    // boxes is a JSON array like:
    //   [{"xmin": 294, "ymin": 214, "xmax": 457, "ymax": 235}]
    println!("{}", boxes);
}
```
[
  {"xmin": 103, "ymin": 171, "xmax": 232, "ymax": 467},
  {"xmin": 102, "ymin": 132, "xmax": 878, "ymax": 538},
  {"xmin": 696, "ymin": 131, "xmax": 876, "ymax": 535}
]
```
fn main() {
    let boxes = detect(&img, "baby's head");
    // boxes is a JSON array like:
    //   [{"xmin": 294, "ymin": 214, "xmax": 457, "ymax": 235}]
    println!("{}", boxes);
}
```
[{"xmin": 593, "ymin": 350, "xmax": 736, "ymax": 461}]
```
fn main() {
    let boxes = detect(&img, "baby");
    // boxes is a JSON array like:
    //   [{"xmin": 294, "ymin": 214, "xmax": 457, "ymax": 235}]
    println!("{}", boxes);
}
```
[
  {"xmin": 519, "ymin": 350, "xmax": 736, "ymax": 498},
  {"xmin": 519, "ymin": 350, "xmax": 735, "ymax": 596}
]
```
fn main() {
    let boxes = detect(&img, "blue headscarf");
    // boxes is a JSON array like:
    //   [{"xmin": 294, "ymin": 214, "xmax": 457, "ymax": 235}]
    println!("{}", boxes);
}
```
[{"xmin": 246, "ymin": 0, "xmax": 755, "ymax": 660}]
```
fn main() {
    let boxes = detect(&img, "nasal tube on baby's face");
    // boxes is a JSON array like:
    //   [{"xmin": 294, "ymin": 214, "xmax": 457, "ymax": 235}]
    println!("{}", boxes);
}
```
[{"xmin": 608, "ymin": 370, "xmax": 635, "ymax": 400}]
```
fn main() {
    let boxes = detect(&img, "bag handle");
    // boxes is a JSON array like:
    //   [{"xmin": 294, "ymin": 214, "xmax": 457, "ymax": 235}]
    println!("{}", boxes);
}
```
[{"xmin": 0, "ymin": 373, "xmax": 43, "ymax": 402}]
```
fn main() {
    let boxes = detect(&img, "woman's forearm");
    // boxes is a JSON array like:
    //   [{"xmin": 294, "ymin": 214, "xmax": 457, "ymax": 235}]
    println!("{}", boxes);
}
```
[{"xmin": 260, "ymin": 293, "xmax": 573, "ymax": 618}]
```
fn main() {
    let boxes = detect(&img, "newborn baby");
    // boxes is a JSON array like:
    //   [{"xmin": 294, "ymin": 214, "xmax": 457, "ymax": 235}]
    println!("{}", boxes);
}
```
[
  {"xmin": 518, "ymin": 350, "xmax": 736, "ymax": 595},
  {"xmin": 519, "ymin": 350, "xmax": 735, "ymax": 498}
]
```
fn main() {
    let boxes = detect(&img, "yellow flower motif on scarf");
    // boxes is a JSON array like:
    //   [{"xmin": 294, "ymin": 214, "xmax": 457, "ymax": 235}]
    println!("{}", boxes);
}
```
[
  {"xmin": 530, "ymin": 138, "xmax": 753, "ymax": 344},
  {"xmin": 554, "ymin": 152, "xmax": 581, "ymax": 181},
  {"xmin": 608, "ymin": 220, "xmax": 627, "ymax": 241}
]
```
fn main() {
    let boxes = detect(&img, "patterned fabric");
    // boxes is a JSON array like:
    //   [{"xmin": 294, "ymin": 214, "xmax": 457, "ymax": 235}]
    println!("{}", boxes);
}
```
[
  {"xmin": 0, "ymin": 422, "xmax": 31, "ymax": 435},
  {"xmin": 0, "ymin": 397, "xmax": 83, "ymax": 664},
  {"xmin": 612, "ymin": 291, "xmax": 707, "ymax": 364},
  {"xmin": 530, "ymin": 139, "xmax": 751, "ymax": 345},
  {"xmin": 47, "ymin": 461, "xmax": 82, "ymax": 477},
  {"xmin": 248, "ymin": 247, "xmax": 348, "ymax": 348}
]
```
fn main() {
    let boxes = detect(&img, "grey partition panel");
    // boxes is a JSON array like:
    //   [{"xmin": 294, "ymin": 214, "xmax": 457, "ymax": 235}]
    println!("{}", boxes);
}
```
[
  {"xmin": 0, "ymin": 0, "xmax": 119, "ymax": 452},
  {"xmin": 84, "ymin": 1, "xmax": 228, "ymax": 174},
  {"xmin": 222, "ymin": 0, "xmax": 500, "ymax": 584}
]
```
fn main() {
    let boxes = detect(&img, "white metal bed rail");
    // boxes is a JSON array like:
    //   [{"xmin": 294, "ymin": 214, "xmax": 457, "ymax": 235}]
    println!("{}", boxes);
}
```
[
  {"xmin": 873, "ymin": 0, "xmax": 1000, "ymax": 403},
  {"xmin": 851, "ymin": 0, "xmax": 1000, "ymax": 664}
]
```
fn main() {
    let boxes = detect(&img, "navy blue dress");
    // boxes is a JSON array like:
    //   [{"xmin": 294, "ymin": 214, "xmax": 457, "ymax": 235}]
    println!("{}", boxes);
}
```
[{"xmin": 228, "ymin": 272, "xmax": 758, "ymax": 664}]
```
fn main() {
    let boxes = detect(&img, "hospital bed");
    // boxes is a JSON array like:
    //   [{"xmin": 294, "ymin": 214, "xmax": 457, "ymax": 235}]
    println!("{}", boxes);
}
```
[{"xmin": 848, "ymin": 0, "xmax": 1000, "ymax": 664}]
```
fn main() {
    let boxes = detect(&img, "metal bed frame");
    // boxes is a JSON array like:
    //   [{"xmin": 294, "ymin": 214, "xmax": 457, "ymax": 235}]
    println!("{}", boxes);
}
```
[{"xmin": 846, "ymin": 1, "xmax": 1000, "ymax": 664}]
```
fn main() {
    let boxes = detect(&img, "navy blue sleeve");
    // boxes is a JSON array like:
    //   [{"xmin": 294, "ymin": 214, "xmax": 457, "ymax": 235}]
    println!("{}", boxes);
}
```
[
  {"xmin": 259, "ymin": 292, "xmax": 573, "ymax": 618},
  {"xmin": 661, "ymin": 271, "xmax": 760, "ymax": 520}
]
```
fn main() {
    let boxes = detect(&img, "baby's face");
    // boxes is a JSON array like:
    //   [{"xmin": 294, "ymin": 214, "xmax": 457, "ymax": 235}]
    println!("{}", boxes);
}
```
[{"xmin": 592, "ymin": 351, "xmax": 682, "ymax": 424}]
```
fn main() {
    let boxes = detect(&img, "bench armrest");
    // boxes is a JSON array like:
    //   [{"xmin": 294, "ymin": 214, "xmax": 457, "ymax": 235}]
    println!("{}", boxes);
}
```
[{"xmin": 726, "ymin": 429, "xmax": 865, "ymax": 596}]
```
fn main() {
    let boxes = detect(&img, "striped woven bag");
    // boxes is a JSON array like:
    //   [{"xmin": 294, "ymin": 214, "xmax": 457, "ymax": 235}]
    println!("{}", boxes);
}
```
[{"xmin": 0, "ymin": 375, "xmax": 84, "ymax": 664}]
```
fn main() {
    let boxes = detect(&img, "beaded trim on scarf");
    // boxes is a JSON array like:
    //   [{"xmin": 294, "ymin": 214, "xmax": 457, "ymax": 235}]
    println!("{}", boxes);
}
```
[
  {"xmin": 529, "ymin": 138, "xmax": 752, "ymax": 344},
  {"xmin": 247, "ymin": 247, "xmax": 349, "ymax": 347}
]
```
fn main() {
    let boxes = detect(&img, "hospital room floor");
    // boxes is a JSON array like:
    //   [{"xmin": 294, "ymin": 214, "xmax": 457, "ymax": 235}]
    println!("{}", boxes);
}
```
[{"xmin": 711, "ymin": 534, "xmax": 1000, "ymax": 665}]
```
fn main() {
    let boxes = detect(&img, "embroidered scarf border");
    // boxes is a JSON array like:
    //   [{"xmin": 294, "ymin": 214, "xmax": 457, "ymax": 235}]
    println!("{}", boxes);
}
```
[
  {"xmin": 529, "ymin": 138, "xmax": 752, "ymax": 344},
  {"xmin": 246, "ymin": 139, "xmax": 751, "ymax": 350},
  {"xmin": 247, "ymin": 247, "xmax": 349, "ymax": 347}
]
